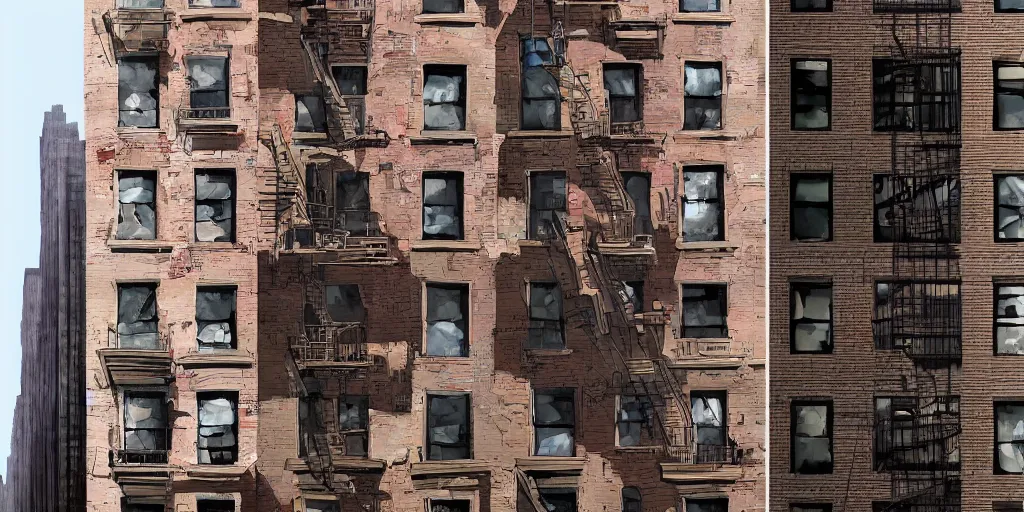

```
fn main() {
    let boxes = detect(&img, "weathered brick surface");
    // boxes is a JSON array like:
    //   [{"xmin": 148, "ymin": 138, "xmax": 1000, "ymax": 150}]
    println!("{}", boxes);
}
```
[{"xmin": 769, "ymin": 1, "xmax": 1024, "ymax": 510}]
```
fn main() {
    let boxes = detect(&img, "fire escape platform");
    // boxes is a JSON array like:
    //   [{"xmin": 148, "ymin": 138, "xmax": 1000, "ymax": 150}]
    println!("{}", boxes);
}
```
[
  {"xmin": 659, "ymin": 462, "xmax": 743, "ymax": 483},
  {"xmin": 97, "ymin": 348, "xmax": 174, "ymax": 387},
  {"xmin": 286, "ymin": 456, "xmax": 387, "ymax": 473},
  {"xmin": 410, "ymin": 460, "xmax": 492, "ymax": 477},
  {"xmin": 107, "ymin": 239, "xmax": 176, "ymax": 253},
  {"xmin": 515, "ymin": 457, "xmax": 587, "ymax": 473},
  {"xmin": 111, "ymin": 464, "xmax": 175, "ymax": 500},
  {"xmin": 296, "ymin": 359, "xmax": 374, "ymax": 370},
  {"xmin": 176, "ymin": 351, "xmax": 254, "ymax": 369},
  {"xmin": 595, "ymin": 241, "xmax": 657, "ymax": 257},
  {"xmin": 184, "ymin": 464, "xmax": 250, "ymax": 481}
]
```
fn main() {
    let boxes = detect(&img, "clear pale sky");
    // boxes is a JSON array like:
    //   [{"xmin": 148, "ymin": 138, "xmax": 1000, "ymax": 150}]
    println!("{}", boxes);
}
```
[{"xmin": 0, "ymin": 2, "xmax": 84, "ymax": 478}]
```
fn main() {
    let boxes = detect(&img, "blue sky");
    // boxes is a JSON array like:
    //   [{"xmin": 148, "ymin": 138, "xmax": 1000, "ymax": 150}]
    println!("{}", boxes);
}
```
[{"xmin": 0, "ymin": 2, "xmax": 84, "ymax": 478}]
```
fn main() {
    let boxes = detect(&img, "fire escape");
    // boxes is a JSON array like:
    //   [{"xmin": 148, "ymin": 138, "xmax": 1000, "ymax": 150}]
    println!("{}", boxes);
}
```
[
  {"xmin": 102, "ymin": 4, "xmax": 172, "ymax": 57},
  {"xmin": 874, "ymin": 0, "xmax": 962, "ymax": 508}
]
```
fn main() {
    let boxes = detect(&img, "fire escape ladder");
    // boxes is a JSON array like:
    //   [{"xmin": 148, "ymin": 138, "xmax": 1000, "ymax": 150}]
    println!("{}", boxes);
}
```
[
  {"xmin": 560, "ymin": 59, "xmax": 610, "ymax": 140},
  {"xmin": 259, "ymin": 125, "xmax": 305, "ymax": 259},
  {"xmin": 877, "ymin": 0, "xmax": 962, "ymax": 509},
  {"xmin": 300, "ymin": 36, "xmax": 361, "ymax": 141},
  {"xmin": 577, "ymin": 149, "xmax": 637, "ymax": 244}
]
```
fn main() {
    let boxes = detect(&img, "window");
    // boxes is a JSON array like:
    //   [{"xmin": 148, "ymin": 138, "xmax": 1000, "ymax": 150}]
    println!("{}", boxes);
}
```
[
  {"xmin": 997, "ymin": 402, "xmax": 1024, "ymax": 473},
  {"xmin": 873, "ymin": 60, "xmax": 959, "ymax": 132},
  {"xmin": 790, "ymin": 506, "xmax": 833, "ymax": 512},
  {"xmin": 123, "ymin": 392, "xmax": 169, "ymax": 464},
  {"xmin": 426, "ymin": 393, "xmax": 471, "ymax": 460},
  {"xmin": 186, "ymin": 57, "xmax": 230, "ymax": 118},
  {"xmin": 533, "ymin": 388, "xmax": 575, "ymax": 456},
  {"xmin": 538, "ymin": 489, "xmax": 577, "ymax": 512},
  {"xmin": 298, "ymin": 397, "xmax": 313, "ymax": 457},
  {"xmin": 683, "ymin": 62, "xmax": 723, "ymax": 130},
  {"xmin": 621, "ymin": 488, "xmax": 641, "ymax": 512},
  {"xmin": 995, "ymin": 503, "xmax": 1024, "ymax": 512},
  {"xmin": 680, "ymin": 0, "xmax": 720, "ymax": 12},
  {"xmin": 189, "ymin": 0, "xmax": 242, "ymax": 6},
  {"xmin": 422, "ymin": 0, "xmax": 463, "ymax": 13},
  {"xmin": 874, "ymin": 396, "xmax": 914, "ymax": 469},
  {"xmin": 118, "ymin": 56, "xmax": 159, "ymax": 128},
  {"xmin": 117, "ymin": 171, "xmax": 156, "ymax": 240},
  {"xmin": 692, "ymin": 391, "xmax": 727, "ymax": 463},
  {"xmin": 529, "ymin": 172, "xmax": 567, "ymax": 240},
  {"xmin": 604, "ymin": 64, "xmax": 643, "ymax": 125},
  {"xmin": 332, "ymin": 66, "xmax": 368, "ymax": 135},
  {"xmin": 423, "ymin": 65, "xmax": 467, "ymax": 131},
  {"xmin": 521, "ymin": 38, "xmax": 559, "ymax": 130},
  {"xmin": 790, "ymin": 174, "xmax": 832, "ymax": 241},
  {"xmin": 790, "ymin": 283, "xmax": 833, "ymax": 354},
  {"xmin": 682, "ymin": 165, "xmax": 725, "ymax": 242},
  {"xmin": 305, "ymin": 500, "xmax": 340, "ymax": 512},
  {"xmin": 430, "ymin": 500, "xmax": 471, "ymax": 512},
  {"xmin": 422, "ymin": 172, "xmax": 464, "ymax": 240},
  {"xmin": 425, "ymin": 283, "xmax": 469, "ymax": 357},
  {"xmin": 122, "ymin": 504, "xmax": 165, "ymax": 512},
  {"xmin": 528, "ymin": 282, "xmax": 565, "ymax": 349},
  {"xmin": 997, "ymin": 0, "xmax": 1024, "ymax": 11},
  {"xmin": 118, "ymin": 0, "xmax": 165, "ymax": 7},
  {"xmin": 682, "ymin": 284, "xmax": 728, "ymax": 338},
  {"xmin": 325, "ymin": 285, "xmax": 366, "ymax": 323},
  {"xmin": 621, "ymin": 172, "xmax": 652, "ymax": 236},
  {"xmin": 995, "ymin": 63, "xmax": 1024, "ymax": 129},
  {"xmin": 617, "ymin": 395, "xmax": 653, "ymax": 447},
  {"xmin": 873, "ymin": 282, "xmax": 892, "ymax": 349},
  {"xmin": 874, "ymin": 174, "xmax": 960, "ymax": 243},
  {"xmin": 117, "ymin": 283, "xmax": 160, "ymax": 349},
  {"xmin": 195, "ymin": 170, "xmax": 235, "ymax": 242},
  {"xmin": 792, "ymin": 401, "xmax": 833, "ymax": 474},
  {"xmin": 338, "ymin": 396, "xmax": 370, "ymax": 457},
  {"xmin": 197, "ymin": 500, "xmax": 235, "ymax": 512},
  {"xmin": 295, "ymin": 95, "xmax": 327, "ymax": 133},
  {"xmin": 196, "ymin": 287, "xmax": 236, "ymax": 351},
  {"xmin": 997, "ymin": 285, "xmax": 1024, "ymax": 355},
  {"xmin": 197, "ymin": 392, "xmax": 238, "ymax": 465},
  {"xmin": 791, "ymin": 0, "xmax": 830, "ymax": 11},
  {"xmin": 336, "ymin": 171, "xmax": 377, "ymax": 236},
  {"xmin": 686, "ymin": 499, "xmax": 728, "ymax": 512},
  {"xmin": 874, "ymin": 281, "xmax": 961, "ymax": 353},
  {"xmin": 620, "ymin": 281, "xmax": 644, "ymax": 314},
  {"xmin": 996, "ymin": 175, "xmax": 1024, "ymax": 241},
  {"xmin": 791, "ymin": 60, "xmax": 831, "ymax": 130}
]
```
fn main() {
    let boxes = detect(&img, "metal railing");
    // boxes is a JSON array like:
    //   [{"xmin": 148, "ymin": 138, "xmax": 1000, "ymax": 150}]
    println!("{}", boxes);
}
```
[
  {"xmin": 106, "ymin": 9, "xmax": 171, "ymax": 53},
  {"xmin": 178, "ymin": 107, "xmax": 232, "ymax": 121},
  {"xmin": 107, "ymin": 327, "xmax": 166, "ymax": 351},
  {"xmin": 292, "ymin": 323, "xmax": 369, "ymax": 364},
  {"xmin": 337, "ymin": 209, "xmax": 383, "ymax": 237},
  {"xmin": 112, "ymin": 430, "xmax": 172, "ymax": 465},
  {"xmin": 669, "ymin": 426, "xmax": 740, "ymax": 465}
]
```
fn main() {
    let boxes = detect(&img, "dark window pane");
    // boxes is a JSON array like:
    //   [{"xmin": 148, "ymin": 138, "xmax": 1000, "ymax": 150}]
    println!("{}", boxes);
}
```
[
  {"xmin": 791, "ymin": 174, "xmax": 831, "ymax": 241},
  {"xmin": 196, "ymin": 287, "xmax": 236, "ymax": 351},
  {"xmin": 682, "ymin": 285, "xmax": 728, "ymax": 338},
  {"xmin": 529, "ymin": 172, "xmax": 567, "ymax": 240},
  {"xmin": 423, "ymin": 173, "xmax": 463, "ymax": 240},
  {"xmin": 117, "ymin": 172, "xmax": 157, "ymax": 240},
  {"xmin": 117, "ymin": 284, "xmax": 160, "ymax": 349},
  {"xmin": 533, "ymin": 389, "xmax": 575, "ymax": 456},
  {"xmin": 792, "ymin": 402, "xmax": 833, "ymax": 474},
  {"xmin": 791, "ymin": 283, "xmax": 832, "ymax": 353},
  {"xmin": 424, "ymin": 65, "xmax": 467, "ymax": 130},
  {"xmin": 333, "ymin": 66, "xmax": 368, "ymax": 95},
  {"xmin": 426, "ymin": 394, "xmax": 471, "ymax": 460},
  {"xmin": 792, "ymin": 60, "xmax": 831, "ymax": 130},
  {"xmin": 118, "ymin": 56, "xmax": 160, "ymax": 128},
  {"xmin": 996, "ymin": 63, "xmax": 1024, "ymax": 129},
  {"xmin": 423, "ymin": 0, "xmax": 464, "ymax": 13},
  {"xmin": 195, "ymin": 171, "xmax": 235, "ymax": 242},
  {"xmin": 527, "ymin": 283, "xmax": 564, "ymax": 349},
  {"xmin": 197, "ymin": 392, "xmax": 238, "ymax": 465},
  {"xmin": 684, "ymin": 63, "xmax": 722, "ymax": 130},
  {"xmin": 682, "ymin": 166, "xmax": 725, "ymax": 242},
  {"xmin": 425, "ymin": 283, "xmax": 469, "ymax": 357}
]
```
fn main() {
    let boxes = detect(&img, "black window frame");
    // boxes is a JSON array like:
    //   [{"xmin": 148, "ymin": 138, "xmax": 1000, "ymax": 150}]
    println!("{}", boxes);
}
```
[
  {"xmin": 791, "ymin": 59, "xmax": 832, "ymax": 131},
  {"xmin": 423, "ymin": 64, "xmax": 468, "ymax": 131},
  {"xmin": 117, "ymin": 282, "xmax": 161, "ymax": 350},
  {"xmin": 791, "ymin": 0, "xmax": 832, "ymax": 11},
  {"xmin": 532, "ymin": 388, "xmax": 576, "ymax": 457},
  {"xmin": 424, "ymin": 282, "xmax": 470, "ymax": 357},
  {"xmin": 681, "ymin": 164, "xmax": 726, "ymax": 242},
  {"xmin": 421, "ymin": 171, "xmax": 464, "ymax": 241},
  {"xmin": 116, "ymin": 170, "xmax": 158, "ymax": 241},
  {"xmin": 194, "ymin": 169, "xmax": 236, "ymax": 243},
  {"xmin": 790, "ymin": 281, "xmax": 834, "ymax": 354},
  {"xmin": 195, "ymin": 285, "xmax": 237, "ymax": 351},
  {"xmin": 995, "ymin": 62, "xmax": 1024, "ymax": 130},
  {"xmin": 117, "ymin": 55, "xmax": 161, "ymax": 129},
  {"xmin": 995, "ymin": 174, "xmax": 1024, "ymax": 242},
  {"xmin": 122, "ymin": 390, "xmax": 170, "ymax": 464},
  {"xmin": 196, "ymin": 391, "xmax": 239, "ymax": 465},
  {"xmin": 681, "ymin": 283, "xmax": 729, "ymax": 339},
  {"xmin": 528, "ymin": 171, "xmax": 567, "ymax": 240},
  {"xmin": 995, "ymin": 283, "xmax": 1024, "ymax": 356},
  {"xmin": 621, "ymin": 487, "xmax": 642, "ymax": 512},
  {"xmin": 995, "ymin": 401, "xmax": 1024, "ymax": 474},
  {"xmin": 186, "ymin": 56, "xmax": 230, "ymax": 118},
  {"xmin": 188, "ymin": 0, "xmax": 242, "ymax": 7},
  {"xmin": 678, "ymin": 0, "xmax": 721, "ymax": 13},
  {"xmin": 527, "ymin": 281, "xmax": 566, "ymax": 350},
  {"xmin": 874, "ymin": 173, "xmax": 960, "ymax": 243},
  {"xmin": 425, "ymin": 392, "xmax": 472, "ymax": 460},
  {"xmin": 872, "ymin": 59, "xmax": 960, "ymax": 133},
  {"xmin": 616, "ymin": 394, "xmax": 654, "ymax": 447},
  {"xmin": 791, "ymin": 400, "xmax": 834, "ymax": 474},
  {"xmin": 538, "ymin": 488, "xmax": 578, "ymax": 512},
  {"xmin": 685, "ymin": 498, "xmax": 729, "ymax": 512},
  {"xmin": 294, "ymin": 94, "xmax": 328, "ymax": 134},
  {"xmin": 790, "ymin": 173, "xmax": 833, "ymax": 242},
  {"xmin": 683, "ymin": 61, "xmax": 724, "ymax": 131},
  {"xmin": 604, "ymin": 63, "xmax": 644, "ymax": 125},
  {"xmin": 520, "ymin": 37, "xmax": 560, "ymax": 131}
]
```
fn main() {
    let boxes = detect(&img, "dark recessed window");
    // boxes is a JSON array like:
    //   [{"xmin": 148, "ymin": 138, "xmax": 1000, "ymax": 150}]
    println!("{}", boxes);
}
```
[
  {"xmin": 995, "ymin": 502, "xmax": 1024, "ymax": 512},
  {"xmin": 873, "ymin": 60, "xmax": 959, "ymax": 132},
  {"xmin": 538, "ymin": 488, "xmax": 577, "ymax": 512},
  {"xmin": 791, "ymin": 282, "xmax": 833, "ymax": 354},
  {"xmin": 617, "ymin": 395, "xmax": 653, "ymax": 447},
  {"xmin": 996, "ymin": 63, "xmax": 1024, "ymax": 129},
  {"xmin": 682, "ymin": 165, "xmax": 725, "ymax": 242},
  {"xmin": 791, "ymin": 59, "xmax": 831, "ymax": 130},
  {"xmin": 336, "ymin": 171, "xmax": 378, "ymax": 236},
  {"xmin": 186, "ymin": 56, "xmax": 230, "ymax": 118},
  {"xmin": 620, "ymin": 280, "xmax": 644, "ymax": 314},
  {"xmin": 295, "ymin": 95, "xmax": 327, "ymax": 133},
  {"xmin": 422, "ymin": 0, "xmax": 464, "ymax": 13},
  {"xmin": 189, "ymin": 0, "xmax": 242, "ymax": 7},
  {"xmin": 680, "ymin": 0, "xmax": 720, "ymax": 12},
  {"xmin": 117, "ymin": 283, "xmax": 160, "ymax": 350},
  {"xmin": 304, "ymin": 500, "xmax": 340, "ymax": 512},
  {"xmin": 197, "ymin": 391, "xmax": 239, "ymax": 465},
  {"xmin": 426, "ymin": 393, "xmax": 471, "ymax": 460},
  {"xmin": 123, "ymin": 392, "xmax": 169, "ymax": 464},
  {"xmin": 686, "ymin": 499, "xmax": 728, "ymax": 512},
  {"xmin": 691, "ymin": 391, "xmax": 728, "ymax": 463},
  {"xmin": 684, "ymin": 62, "xmax": 723, "ymax": 130},
  {"xmin": 197, "ymin": 500, "xmax": 235, "ymax": 512},
  {"xmin": 791, "ymin": 0, "xmax": 831, "ymax": 11},
  {"xmin": 604, "ymin": 64, "xmax": 643, "ymax": 124},
  {"xmin": 118, "ymin": 56, "xmax": 160, "ymax": 128},
  {"xmin": 527, "ymin": 282, "xmax": 564, "ymax": 350},
  {"xmin": 521, "ymin": 38, "xmax": 559, "ymax": 131},
  {"xmin": 996, "ymin": 175, "xmax": 1024, "ymax": 241},
  {"xmin": 533, "ymin": 388, "xmax": 575, "ymax": 456},
  {"xmin": 422, "ymin": 172, "xmax": 464, "ymax": 240},
  {"xmin": 997, "ymin": 0, "xmax": 1024, "ymax": 11},
  {"xmin": 118, "ymin": 0, "xmax": 165, "ymax": 7},
  {"xmin": 529, "ymin": 172, "xmax": 567, "ymax": 240},
  {"xmin": 117, "ymin": 171, "xmax": 157, "ymax": 240},
  {"xmin": 790, "ymin": 174, "xmax": 832, "ymax": 241},
  {"xmin": 337, "ymin": 396, "xmax": 370, "ymax": 457},
  {"xmin": 425, "ymin": 283, "xmax": 469, "ymax": 357},
  {"xmin": 792, "ymin": 400, "xmax": 833, "ymax": 474},
  {"xmin": 682, "ymin": 284, "xmax": 728, "ymax": 338},
  {"xmin": 196, "ymin": 286, "xmax": 236, "ymax": 351},
  {"xmin": 874, "ymin": 174, "xmax": 961, "ymax": 243},
  {"xmin": 621, "ymin": 488, "xmax": 642, "ymax": 512},
  {"xmin": 423, "ymin": 65, "xmax": 467, "ymax": 130},
  {"xmin": 996, "ymin": 402, "xmax": 1024, "ymax": 473},
  {"xmin": 997, "ymin": 285, "xmax": 1024, "ymax": 355},
  {"xmin": 621, "ymin": 172, "xmax": 653, "ymax": 236},
  {"xmin": 430, "ymin": 500, "xmax": 471, "ymax": 512},
  {"xmin": 194, "ymin": 170, "xmax": 235, "ymax": 243},
  {"xmin": 790, "ymin": 505, "xmax": 833, "ymax": 512},
  {"xmin": 332, "ymin": 66, "xmax": 368, "ymax": 135}
]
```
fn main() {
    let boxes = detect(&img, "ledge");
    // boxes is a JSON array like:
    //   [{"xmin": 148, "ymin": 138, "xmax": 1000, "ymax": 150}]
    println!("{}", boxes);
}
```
[
  {"xmin": 415, "ymin": 355, "xmax": 473, "ymax": 364},
  {"xmin": 675, "ymin": 239, "xmax": 739, "ymax": 253},
  {"xmin": 180, "ymin": 9, "xmax": 253, "ymax": 21},
  {"xmin": 188, "ymin": 241, "xmax": 246, "ymax": 251},
  {"xmin": 672, "ymin": 130, "xmax": 743, "ymax": 142},
  {"xmin": 176, "ymin": 118, "xmax": 240, "ymax": 132},
  {"xmin": 184, "ymin": 464, "xmax": 249, "ymax": 481},
  {"xmin": 107, "ymin": 239, "xmax": 176, "ymax": 253},
  {"xmin": 517, "ymin": 240, "xmax": 550, "ymax": 248},
  {"xmin": 409, "ymin": 131, "xmax": 478, "ymax": 145},
  {"xmin": 176, "ymin": 351, "xmax": 254, "ymax": 369},
  {"xmin": 116, "ymin": 127, "xmax": 166, "ymax": 137},
  {"xmin": 411, "ymin": 240, "xmax": 482, "ymax": 252},
  {"xmin": 659, "ymin": 462, "xmax": 743, "ymax": 483},
  {"xmin": 410, "ymin": 460, "xmax": 491, "ymax": 477},
  {"xmin": 614, "ymin": 29, "xmax": 659, "ymax": 40},
  {"xmin": 286, "ymin": 457, "xmax": 386, "ymax": 473},
  {"xmin": 413, "ymin": 13, "xmax": 484, "ymax": 24},
  {"xmin": 506, "ymin": 129, "xmax": 576, "ymax": 139},
  {"xmin": 668, "ymin": 356, "xmax": 746, "ymax": 370},
  {"xmin": 292, "ymin": 132, "xmax": 329, "ymax": 142},
  {"xmin": 595, "ymin": 241, "xmax": 656, "ymax": 257},
  {"xmin": 111, "ymin": 463, "xmax": 177, "ymax": 477},
  {"xmin": 670, "ymin": 12, "xmax": 735, "ymax": 23},
  {"xmin": 97, "ymin": 348, "xmax": 174, "ymax": 387},
  {"xmin": 515, "ymin": 456, "xmax": 586, "ymax": 473},
  {"xmin": 524, "ymin": 348, "xmax": 573, "ymax": 357}
]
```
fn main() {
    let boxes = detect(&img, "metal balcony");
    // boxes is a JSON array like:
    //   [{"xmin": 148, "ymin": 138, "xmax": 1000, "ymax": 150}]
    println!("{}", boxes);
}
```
[
  {"xmin": 105, "ymin": 9, "xmax": 172, "ymax": 54},
  {"xmin": 291, "ymin": 323, "xmax": 371, "ymax": 369}
]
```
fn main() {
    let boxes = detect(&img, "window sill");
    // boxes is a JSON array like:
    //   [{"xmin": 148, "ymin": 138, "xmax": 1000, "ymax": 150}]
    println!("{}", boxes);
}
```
[
  {"xmin": 506, "ymin": 129, "xmax": 576, "ymax": 139},
  {"xmin": 671, "ymin": 12, "xmax": 735, "ymax": 23},
  {"xmin": 180, "ymin": 9, "xmax": 253, "ymax": 22},
  {"xmin": 524, "ymin": 348, "xmax": 573, "ymax": 357},
  {"xmin": 410, "ymin": 131, "xmax": 478, "ymax": 145},
  {"xmin": 410, "ymin": 459, "xmax": 491, "ymax": 477},
  {"xmin": 108, "ymin": 239, "xmax": 176, "ymax": 253},
  {"xmin": 517, "ymin": 239, "xmax": 550, "ymax": 248},
  {"xmin": 515, "ymin": 456, "xmax": 586, "ymax": 473},
  {"xmin": 177, "ymin": 350, "xmax": 253, "ymax": 369},
  {"xmin": 116, "ymin": 127, "xmax": 165, "ymax": 136},
  {"xmin": 184, "ymin": 464, "xmax": 248, "ymax": 480},
  {"xmin": 189, "ymin": 241, "xmax": 244, "ymax": 251},
  {"xmin": 416, "ymin": 355, "xmax": 473, "ymax": 364},
  {"xmin": 614, "ymin": 445, "xmax": 660, "ymax": 453},
  {"xmin": 675, "ymin": 239, "xmax": 738, "ymax": 253},
  {"xmin": 413, "ymin": 13, "xmax": 484, "ymax": 24},
  {"xmin": 292, "ymin": 132, "xmax": 328, "ymax": 142},
  {"xmin": 667, "ymin": 356, "xmax": 746, "ymax": 370},
  {"xmin": 411, "ymin": 240, "xmax": 482, "ymax": 252},
  {"xmin": 672, "ymin": 130, "xmax": 743, "ymax": 142}
]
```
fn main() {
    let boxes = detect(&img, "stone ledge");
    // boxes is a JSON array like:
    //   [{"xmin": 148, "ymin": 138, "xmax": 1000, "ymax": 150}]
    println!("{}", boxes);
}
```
[
  {"xmin": 506, "ymin": 129, "xmax": 576, "ymax": 139},
  {"xmin": 411, "ymin": 240, "xmax": 482, "ymax": 252},
  {"xmin": 180, "ymin": 9, "xmax": 253, "ymax": 21},
  {"xmin": 413, "ymin": 13, "xmax": 484, "ymax": 24},
  {"xmin": 176, "ymin": 350, "xmax": 254, "ymax": 369},
  {"xmin": 659, "ymin": 462, "xmax": 743, "ymax": 483},
  {"xmin": 515, "ymin": 456, "xmax": 586, "ymax": 473},
  {"xmin": 675, "ymin": 239, "xmax": 739, "ymax": 253},
  {"xmin": 410, "ymin": 460, "xmax": 491, "ymax": 477},
  {"xmin": 107, "ymin": 239, "xmax": 176, "ymax": 253},
  {"xmin": 184, "ymin": 464, "xmax": 249, "ymax": 481},
  {"xmin": 670, "ymin": 12, "xmax": 735, "ymax": 23}
]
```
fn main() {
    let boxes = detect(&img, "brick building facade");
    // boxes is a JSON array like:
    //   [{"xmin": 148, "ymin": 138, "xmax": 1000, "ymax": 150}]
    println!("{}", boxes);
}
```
[{"xmin": 83, "ymin": 0, "xmax": 764, "ymax": 510}]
